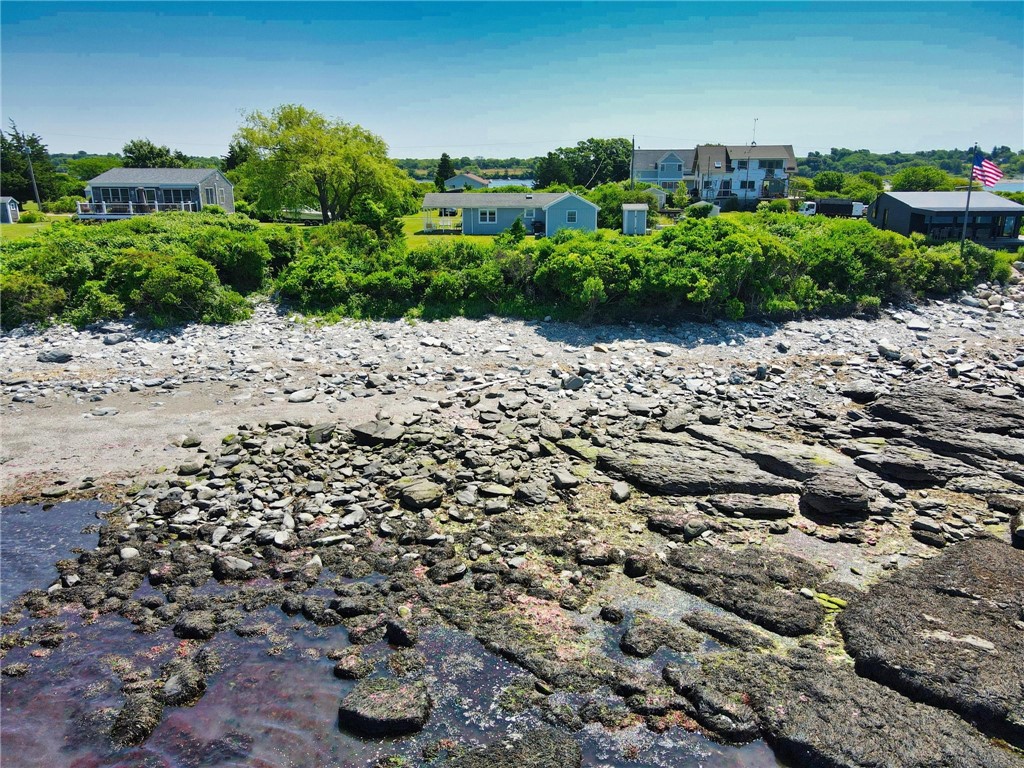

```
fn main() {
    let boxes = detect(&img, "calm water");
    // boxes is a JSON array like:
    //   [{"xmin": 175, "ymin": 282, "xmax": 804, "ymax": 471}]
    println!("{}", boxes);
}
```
[
  {"xmin": 1, "ymin": 500, "xmax": 109, "ymax": 608},
  {"xmin": 488, "ymin": 179, "xmax": 535, "ymax": 189},
  {"xmin": 993, "ymin": 180, "xmax": 1024, "ymax": 192},
  {"xmin": 0, "ymin": 502, "xmax": 783, "ymax": 767}
]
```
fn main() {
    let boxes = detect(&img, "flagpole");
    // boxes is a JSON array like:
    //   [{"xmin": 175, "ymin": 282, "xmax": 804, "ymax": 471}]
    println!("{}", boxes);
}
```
[{"xmin": 960, "ymin": 143, "xmax": 977, "ymax": 259}]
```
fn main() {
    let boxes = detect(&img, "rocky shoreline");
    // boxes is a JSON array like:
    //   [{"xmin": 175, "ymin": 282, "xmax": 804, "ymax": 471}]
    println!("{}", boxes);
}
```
[{"xmin": 2, "ymin": 272, "xmax": 1023, "ymax": 767}]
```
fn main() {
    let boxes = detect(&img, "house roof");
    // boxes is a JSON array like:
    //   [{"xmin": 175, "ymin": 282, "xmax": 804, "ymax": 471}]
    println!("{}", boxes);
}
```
[
  {"xmin": 724, "ymin": 144, "xmax": 797, "ymax": 167},
  {"xmin": 423, "ymin": 192, "xmax": 599, "ymax": 210},
  {"xmin": 446, "ymin": 173, "xmax": 490, "ymax": 186},
  {"xmin": 622, "ymin": 203, "xmax": 649, "ymax": 211},
  {"xmin": 0, "ymin": 196, "xmax": 17, "ymax": 204},
  {"xmin": 632, "ymin": 149, "xmax": 696, "ymax": 170},
  {"xmin": 693, "ymin": 145, "xmax": 729, "ymax": 173},
  {"xmin": 881, "ymin": 191, "xmax": 1024, "ymax": 212},
  {"xmin": 86, "ymin": 168, "xmax": 226, "ymax": 186}
]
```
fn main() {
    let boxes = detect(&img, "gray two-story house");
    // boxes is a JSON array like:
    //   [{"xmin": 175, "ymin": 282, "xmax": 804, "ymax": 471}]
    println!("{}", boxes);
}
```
[
  {"xmin": 422, "ymin": 192, "xmax": 598, "ymax": 236},
  {"xmin": 79, "ymin": 168, "xmax": 235, "ymax": 219}
]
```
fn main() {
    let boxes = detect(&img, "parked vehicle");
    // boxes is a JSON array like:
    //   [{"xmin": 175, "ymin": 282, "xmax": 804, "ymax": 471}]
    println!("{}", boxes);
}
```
[{"xmin": 798, "ymin": 199, "xmax": 866, "ymax": 218}]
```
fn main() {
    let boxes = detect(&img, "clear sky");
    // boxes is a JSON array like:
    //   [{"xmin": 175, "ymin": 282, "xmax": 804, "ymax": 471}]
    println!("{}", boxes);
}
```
[{"xmin": 2, "ymin": 1, "xmax": 1021, "ymax": 160}]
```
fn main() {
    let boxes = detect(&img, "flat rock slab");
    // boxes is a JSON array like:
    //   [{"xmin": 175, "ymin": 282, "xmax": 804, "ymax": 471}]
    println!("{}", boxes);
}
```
[
  {"xmin": 838, "ymin": 537, "xmax": 1024, "ymax": 747},
  {"xmin": 658, "ymin": 546, "xmax": 827, "ymax": 636},
  {"xmin": 708, "ymin": 493, "xmax": 795, "ymax": 520},
  {"xmin": 854, "ymin": 445, "xmax": 975, "ymax": 488},
  {"xmin": 868, "ymin": 384, "xmax": 1024, "ymax": 437},
  {"xmin": 598, "ymin": 438, "xmax": 801, "ymax": 497},
  {"xmin": 447, "ymin": 726, "xmax": 582, "ymax": 768},
  {"xmin": 350, "ymin": 420, "xmax": 405, "ymax": 446},
  {"xmin": 337, "ymin": 678, "xmax": 431, "ymax": 736},
  {"xmin": 682, "ymin": 424, "xmax": 856, "ymax": 481},
  {"xmin": 701, "ymin": 648, "xmax": 1020, "ymax": 768}
]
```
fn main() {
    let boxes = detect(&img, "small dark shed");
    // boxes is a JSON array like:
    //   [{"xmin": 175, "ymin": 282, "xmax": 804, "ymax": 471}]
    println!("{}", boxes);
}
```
[
  {"xmin": 868, "ymin": 191, "xmax": 1023, "ymax": 245},
  {"xmin": 0, "ymin": 196, "xmax": 20, "ymax": 224}
]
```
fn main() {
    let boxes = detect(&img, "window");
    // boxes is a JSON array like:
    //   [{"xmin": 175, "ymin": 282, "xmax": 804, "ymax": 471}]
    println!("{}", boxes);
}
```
[
  {"xmin": 524, "ymin": 209, "xmax": 535, "ymax": 219},
  {"xmin": 739, "ymin": 180, "xmax": 755, "ymax": 190},
  {"xmin": 204, "ymin": 187, "xmax": 216, "ymax": 205},
  {"xmin": 760, "ymin": 159, "xmax": 783, "ymax": 170},
  {"xmin": 703, "ymin": 180, "xmax": 713, "ymax": 189},
  {"xmin": 737, "ymin": 160, "xmax": 748, "ymax": 170},
  {"xmin": 720, "ymin": 180, "xmax": 732, "ymax": 191},
  {"xmin": 660, "ymin": 164, "xmax": 665, "ymax": 172},
  {"xmin": 713, "ymin": 161, "xmax": 722, "ymax": 169},
  {"xmin": 566, "ymin": 210, "xmax": 577, "ymax": 224},
  {"xmin": 677, "ymin": 164, "xmax": 683, "ymax": 172},
  {"xmin": 99, "ymin": 187, "xmax": 130, "ymax": 203},
  {"xmin": 479, "ymin": 208, "xmax": 496, "ymax": 223},
  {"xmin": 164, "ymin": 189, "xmax": 188, "ymax": 204},
  {"xmin": 218, "ymin": 187, "xmax": 226, "ymax": 204},
  {"xmin": 882, "ymin": 209, "xmax": 889, "ymax": 227}
]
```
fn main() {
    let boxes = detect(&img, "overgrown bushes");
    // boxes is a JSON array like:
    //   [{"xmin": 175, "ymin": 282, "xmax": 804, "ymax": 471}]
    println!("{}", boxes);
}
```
[
  {"xmin": 0, "ymin": 212, "xmax": 258, "ymax": 329},
  {"xmin": 2, "ymin": 208, "xmax": 1017, "ymax": 331}
]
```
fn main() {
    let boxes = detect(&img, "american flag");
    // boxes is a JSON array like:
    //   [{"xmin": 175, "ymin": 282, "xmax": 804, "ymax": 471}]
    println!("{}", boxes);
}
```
[{"xmin": 972, "ymin": 156, "xmax": 1004, "ymax": 187}]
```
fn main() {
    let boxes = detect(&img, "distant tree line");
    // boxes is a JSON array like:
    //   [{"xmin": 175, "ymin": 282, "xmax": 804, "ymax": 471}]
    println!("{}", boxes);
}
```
[{"xmin": 799, "ymin": 146, "xmax": 1024, "ymax": 179}]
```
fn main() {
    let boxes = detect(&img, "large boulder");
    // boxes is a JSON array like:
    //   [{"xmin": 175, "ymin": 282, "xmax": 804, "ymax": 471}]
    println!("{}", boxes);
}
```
[
  {"xmin": 698, "ymin": 648, "xmax": 1021, "ymax": 767},
  {"xmin": 337, "ymin": 677, "xmax": 431, "ymax": 736},
  {"xmin": 838, "ymin": 537, "xmax": 1024, "ymax": 747},
  {"xmin": 801, "ymin": 469, "xmax": 877, "ymax": 516},
  {"xmin": 659, "ymin": 546, "xmax": 826, "ymax": 636},
  {"xmin": 597, "ymin": 438, "xmax": 800, "ymax": 497}
]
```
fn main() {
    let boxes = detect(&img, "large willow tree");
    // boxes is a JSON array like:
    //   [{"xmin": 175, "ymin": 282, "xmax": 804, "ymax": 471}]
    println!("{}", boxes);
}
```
[{"xmin": 235, "ymin": 104, "xmax": 414, "ymax": 229}]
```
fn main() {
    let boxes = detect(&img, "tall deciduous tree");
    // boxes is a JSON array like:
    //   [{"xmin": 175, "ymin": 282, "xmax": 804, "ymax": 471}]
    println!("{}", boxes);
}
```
[
  {"xmin": 235, "ymin": 104, "xmax": 414, "ymax": 229},
  {"xmin": 122, "ymin": 138, "xmax": 189, "ymax": 168},
  {"xmin": 890, "ymin": 166, "xmax": 955, "ymax": 191},
  {"xmin": 813, "ymin": 171, "xmax": 846, "ymax": 193},
  {"xmin": 559, "ymin": 138, "xmax": 632, "ymax": 187},
  {"xmin": 434, "ymin": 152, "xmax": 455, "ymax": 191}
]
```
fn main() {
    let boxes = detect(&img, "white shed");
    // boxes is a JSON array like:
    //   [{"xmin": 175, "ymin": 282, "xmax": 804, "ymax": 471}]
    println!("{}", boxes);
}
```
[{"xmin": 622, "ymin": 203, "xmax": 648, "ymax": 236}]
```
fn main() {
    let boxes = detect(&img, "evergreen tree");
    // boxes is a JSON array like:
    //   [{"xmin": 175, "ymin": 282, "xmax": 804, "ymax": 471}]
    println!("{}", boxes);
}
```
[
  {"xmin": 434, "ymin": 152, "xmax": 455, "ymax": 191},
  {"xmin": 0, "ymin": 122, "xmax": 61, "ymax": 202}
]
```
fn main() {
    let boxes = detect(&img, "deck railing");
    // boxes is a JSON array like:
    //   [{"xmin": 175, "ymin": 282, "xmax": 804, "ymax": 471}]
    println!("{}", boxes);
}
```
[{"xmin": 77, "ymin": 201, "xmax": 197, "ymax": 216}]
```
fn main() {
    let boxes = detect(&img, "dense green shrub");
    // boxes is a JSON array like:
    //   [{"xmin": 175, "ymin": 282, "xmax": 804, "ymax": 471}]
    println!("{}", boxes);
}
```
[
  {"xmin": 685, "ymin": 202, "xmax": 714, "ymax": 219},
  {"xmin": 106, "ymin": 249, "xmax": 248, "ymax": 327},
  {"xmin": 0, "ymin": 271, "xmax": 66, "ymax": 328},
  {"xmin": 17, "ymin": 210, "xmax": 42, "ymax": 223},
  {"xmin": 63, "ymin": 280, "xmax": 126, "ymax": 327},
  {"xmin": 43, "ymin": 196, "xmax": 86, "ymax": 214},
  {"xmin": 192, "ymin": 228, "xmax": 270, "ymax": 292}
]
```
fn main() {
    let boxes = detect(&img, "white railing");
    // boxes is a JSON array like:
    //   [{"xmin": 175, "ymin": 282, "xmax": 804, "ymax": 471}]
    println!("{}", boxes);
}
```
[{"xmin": 77, "ymin": 201, "xmax": 197, "ymax": 216}]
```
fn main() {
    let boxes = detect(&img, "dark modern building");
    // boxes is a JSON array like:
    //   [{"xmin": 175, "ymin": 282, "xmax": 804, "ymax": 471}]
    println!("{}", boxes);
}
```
[{"xmin": 868, "ymin": 191, "xmax": 1023, "ymax": 245}]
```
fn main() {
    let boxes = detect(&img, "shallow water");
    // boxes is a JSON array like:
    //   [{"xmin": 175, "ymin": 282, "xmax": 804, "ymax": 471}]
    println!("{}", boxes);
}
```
[
  {"xmin": 1, "ymin": 500, "xmax": 109, "ymax": 608},
  {"xmin": 1, "ymin": 502, "xmax": 783, "ymax": 767}
]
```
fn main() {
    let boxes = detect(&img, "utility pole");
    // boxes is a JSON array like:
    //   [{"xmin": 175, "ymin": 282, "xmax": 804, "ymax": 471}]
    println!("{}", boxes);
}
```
[
  {"xmin": 630, "ymin": 135, "xmax": 635, "ymax": 190},
  {"xmin": 24, "ymin": 145, "xmax": 41, "ymax": 207}
]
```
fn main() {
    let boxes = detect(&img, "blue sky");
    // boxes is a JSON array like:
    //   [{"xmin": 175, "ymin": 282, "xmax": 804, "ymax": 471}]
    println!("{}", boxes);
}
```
[{"xmin": 1, "ymin": 1, "xmax": 1021, "ymax": 159}]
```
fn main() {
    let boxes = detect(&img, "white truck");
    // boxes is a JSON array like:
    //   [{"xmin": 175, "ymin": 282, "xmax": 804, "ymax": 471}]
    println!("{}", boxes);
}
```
[{"xmin": 798, "ymin": 199, "xmax": 866, "ymax": 218}]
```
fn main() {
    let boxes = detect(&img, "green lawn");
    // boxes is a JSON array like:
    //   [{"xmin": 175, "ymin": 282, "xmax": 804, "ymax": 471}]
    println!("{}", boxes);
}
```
[
  {"xmin": 0, "ymin": 217, "xmax": 60, "ymax": 240},
  {"xmin": 402, "ymin": 212, "xmax": 496, "ymax": 249}
]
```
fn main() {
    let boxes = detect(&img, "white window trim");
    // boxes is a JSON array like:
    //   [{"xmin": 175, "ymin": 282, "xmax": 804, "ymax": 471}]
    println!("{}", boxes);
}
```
[
  {"xmin": 566, "ymin": 210, "xmax": 577, "ymax": 224},
  {"xmin": 218, "ymin": 187, "xmax": 226, "ymax": 204},
  {"xmin": 524, "ymin": 208, "xmax": 535, "ymax": 219},
  {"xmin": 204, "ymin": 187, "xmax": 216, "ymax": 205},
  {"xmin": 479, "ymin": 208, "xmax": 496, "ymax": 223}
]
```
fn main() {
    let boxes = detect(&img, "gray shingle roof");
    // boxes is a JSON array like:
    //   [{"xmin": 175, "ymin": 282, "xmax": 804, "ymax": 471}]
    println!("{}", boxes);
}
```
[
  {"xmin": 423, "ymin": 192, "xmax": 597, "ymax": 210},
  {"xmin": 724, "ymin": 144, "xmax": 797, "ymax": 166},
  {"xmin": 883, "ymin": 191, "xmax": 1024, "ymax": 212},
  {"xmin": 0, "ymin": 196, "xmax": 17, "ymax": 204},
  {"xmin": 86, "ymin": 168, "xmax": 225, "ymax": 186},
  {"xmin": 632, "ymin": 149, "xmax": 696, "ymax": 171}
]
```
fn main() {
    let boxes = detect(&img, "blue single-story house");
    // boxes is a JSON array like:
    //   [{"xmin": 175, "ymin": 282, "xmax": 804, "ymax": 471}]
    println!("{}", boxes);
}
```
[
  {"xmin": 422, "ymin": 191, "xmax": 599, "ymax": 236},
  {"xmin": 79, "ymin": 168, "xmax": 235, "ymax": 219},
  {"xmin": 444, "ymin": 173, "xmax": 490, "ymax": 190},
  {"xmin": 0, "ymin": 196, "xmax": 20, "ymax": 224}
]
